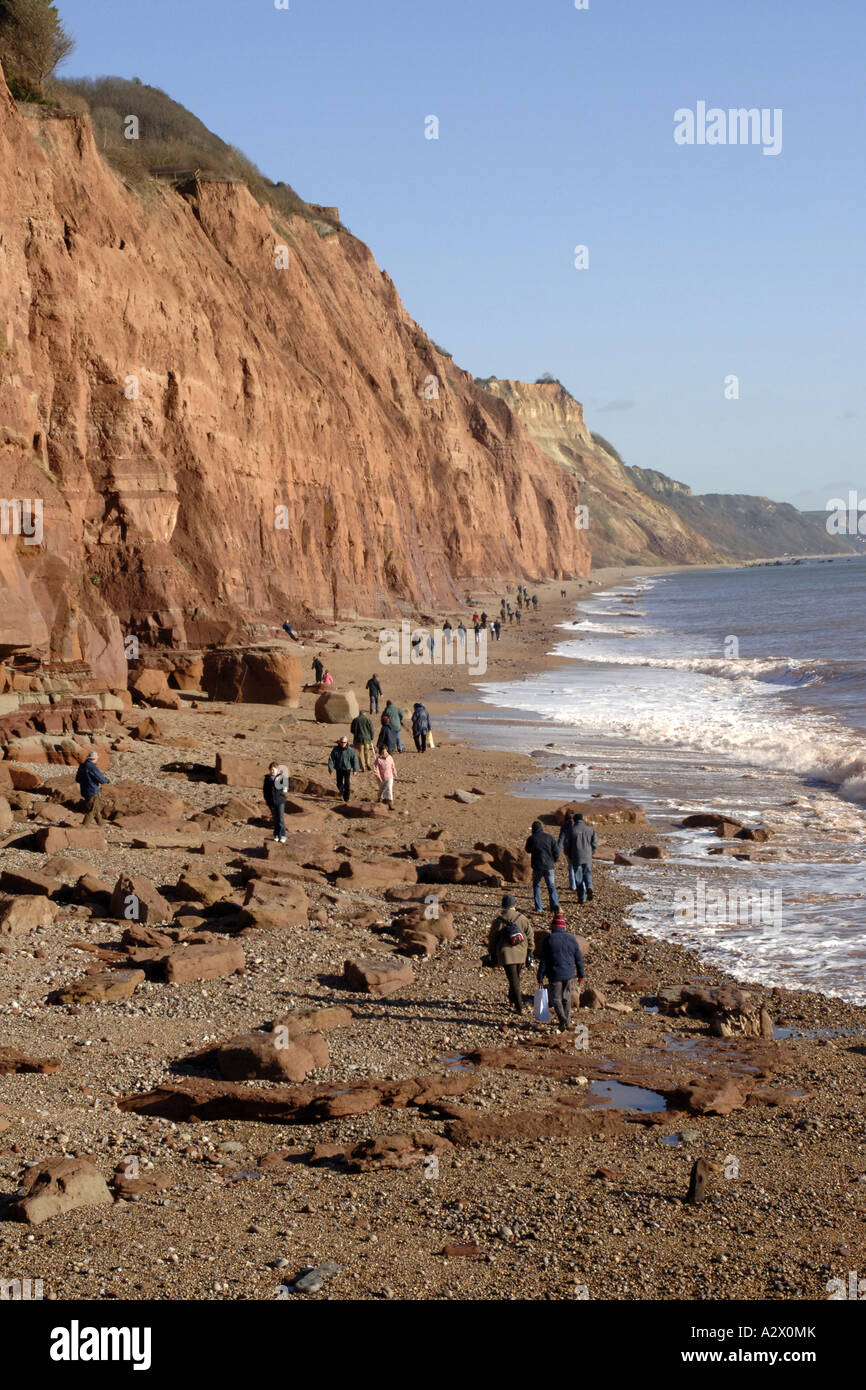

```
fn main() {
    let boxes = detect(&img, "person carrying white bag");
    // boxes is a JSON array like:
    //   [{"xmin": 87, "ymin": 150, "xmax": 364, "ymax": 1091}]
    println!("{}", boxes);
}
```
[
  {"xmin": 536, "ymin": 909, "xmax": 586, "ymax": 1032},
  {"xmin": 533, "ymin": 984, "xmax": 550, "ymax": 1023}
]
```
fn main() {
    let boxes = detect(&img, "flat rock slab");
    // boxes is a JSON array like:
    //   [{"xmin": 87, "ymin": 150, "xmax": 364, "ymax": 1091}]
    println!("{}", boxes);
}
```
[
  {"xmin": 7, "ymin": 1157, "xmax": 113, "ymax": 1225},
  {"xmin": 0, "ymin": 868, "xmax": 60, "ymax": 896},
  {"xmin": 0, "ymin": 1047, "xmax": 61, "ymax": 1075},
  {"xmin": 444, "ymin": 1104, "xmax": 631, "ymax": 1146},
  {"xmin": 129, "ymin": 833, "xmax": 208, "ymax": 851},
  {"xmin": 54, "ymin": 969, "xmax": 145, "ymax": 1004},
  {"xmin": 35, "ymin": 827, "xmax": 106, "ymax": 854},
  {"xmin": 271, "ymin": 1005, "xmax": 353, "ymax": 1036},
  {"xmin": 118, "ymin": 1072, "xmax": 476, "ymax": 1124},
  {"xmin": 669, "ymin": 1079, "xmax": 749, "ymax": 1116},
  {"xmin": 337, "ymin": 859, "xmax": 418, "ymax": 888},
  {"xmin": 309, "ymin": 1131, "xmax": 453, "ymax": 1174},
  {"xmin": 343, "ymin": 956, "xmax": 415, "ymax": 997},
  {"xmin": 162, "ymin": 942, "xmax": 245, "ymax": 984}
]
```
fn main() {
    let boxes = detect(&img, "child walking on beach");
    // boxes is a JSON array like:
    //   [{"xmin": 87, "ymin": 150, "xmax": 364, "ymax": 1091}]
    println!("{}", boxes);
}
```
[{"xmin": 373, "ymin": 748, "xmax": 397, "ymax": 809}]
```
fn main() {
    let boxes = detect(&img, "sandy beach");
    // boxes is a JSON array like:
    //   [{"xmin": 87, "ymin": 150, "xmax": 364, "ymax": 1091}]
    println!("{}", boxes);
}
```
[{"xmin": 1, "ymin": 571, "xmax": 864, "ymax": 1303}]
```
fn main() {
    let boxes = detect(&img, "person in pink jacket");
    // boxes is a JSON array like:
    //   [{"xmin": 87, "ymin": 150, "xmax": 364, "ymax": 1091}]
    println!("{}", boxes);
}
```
[{"xmin": 373, "ymin": 749, "xmax": 397, "ymax": 809}]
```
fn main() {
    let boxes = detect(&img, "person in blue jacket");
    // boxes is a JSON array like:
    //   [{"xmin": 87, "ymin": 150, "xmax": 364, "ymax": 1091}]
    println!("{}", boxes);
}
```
[
  {"xmin": 411, "ymin": 702, "xmax": 431, "ymax": 753},
  {"xmin": 75, "ymin": 750, "xmax": 109, "ymax": 825},
  {"xmin": 537, "ymin": 909, "xmax": 585, "ymax": 1031}
]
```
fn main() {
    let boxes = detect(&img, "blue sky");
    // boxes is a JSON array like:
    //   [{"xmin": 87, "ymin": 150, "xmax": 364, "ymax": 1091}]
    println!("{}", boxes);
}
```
[{"xmin": 56, "ymin": 0, "xmax": 864, "ymax": 507}]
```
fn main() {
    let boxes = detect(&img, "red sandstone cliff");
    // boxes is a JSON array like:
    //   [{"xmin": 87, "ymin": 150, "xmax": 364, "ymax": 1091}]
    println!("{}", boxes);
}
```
[{"xmin": 0, "ymin": 67, "xmax": 589, "ymax": 684}]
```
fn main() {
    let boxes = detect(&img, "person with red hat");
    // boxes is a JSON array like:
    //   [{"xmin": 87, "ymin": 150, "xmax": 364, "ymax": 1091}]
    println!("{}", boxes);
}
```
[{"xmin": 536, "ymin": 909, "xmax": 585, "ymax": 1031}]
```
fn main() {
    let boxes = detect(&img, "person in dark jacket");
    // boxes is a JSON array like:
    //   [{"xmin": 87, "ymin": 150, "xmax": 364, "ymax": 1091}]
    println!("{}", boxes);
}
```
[
  {"xmin": 537, "ymin": 909, "xmax": 585, "ymax": 1031},
  {"xmin": 557, "ymin": 811, "xmax": 598, "ymax": 902},
  {"xmin": 75, "ymin": 750, "xmax": 109, "ymax": 825},
  {"xmin": 327, "ymin": 735, "xmax": 359, "ymax": 802},
  {"xmin": 487, "ymin": 893, "xmax": 534, "ymax": 1016},
  {"xmin": 377, "ymin": 716, "xmax": 399, "ymax": 755},
  {"xmin": 366, "ymin": 673, "xmax": 382, "ymax": 713},
  {"xmin": 524, "ymin": 819, "xmax": 561, "ymax": 911},
  {"xmin": 312, "ymin": 655, "xmax": 324, "ymax": 684},
  {"xmin": 350, "ymin": 711, "xmax": 375, "ymax": 770},
  {"xmin": 282, "ymin": 619, "xmax": 300, "ymax": 642},
  {"xmin": 263, "ymin": 762, "xmax": 288, "ymax": 842},
  {"xmin": 411, "ymin": 702, "xmax": 431, "ymax": 753},
  {"xmin": 383, "ymin": 699, "xmax": 404, "ymax": 753}
]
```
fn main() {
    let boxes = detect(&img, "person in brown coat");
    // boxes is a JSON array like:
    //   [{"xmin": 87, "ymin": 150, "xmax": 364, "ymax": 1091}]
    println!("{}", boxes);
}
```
[{"xmin": 487, "ymin": 893, "xmax": 534, "ymax": 1016}]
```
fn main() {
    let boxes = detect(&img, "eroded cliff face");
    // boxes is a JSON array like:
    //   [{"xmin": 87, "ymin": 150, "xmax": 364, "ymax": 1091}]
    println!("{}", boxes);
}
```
[
  {"xmin": 0, "ymin": 70, "xmax": 589, "ymax": 680},
  {"xmin": 482, "ymin": 380, "xmax": 723, "ymax": 568}
]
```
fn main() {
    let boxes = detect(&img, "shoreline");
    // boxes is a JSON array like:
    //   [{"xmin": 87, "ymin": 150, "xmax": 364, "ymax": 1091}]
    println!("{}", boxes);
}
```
[{"xmin": 2, "ymin": 563, "xmax": 865, "ymax": 1302}]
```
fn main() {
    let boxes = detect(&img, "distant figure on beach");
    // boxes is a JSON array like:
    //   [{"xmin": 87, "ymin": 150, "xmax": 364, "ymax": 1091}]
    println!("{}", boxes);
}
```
[
  {"xmin": 480, "ymin": 611, "xmax": 488, "ymax": 630},
  {"xmin": 377, "ymin": 713, "xmax": 399, "ymax": 755},
  {"xmin": 516, "ymin": 591, "xmax": 523, "ymax": 609},
  {"xmin": 383, "ymin": 699, "xmax": 404, "ymax": 752},
  {"xmin": 515, "ymin": 608, "xmax": 522, "ymax": 626},
  {"xmin": 322, "ymin": 670, "xmax": 333, "ymax": 687},
  {"xmin": 350, "ymin": 709, "xmax": 375, "ymax": 770},
  {"xmin": 263, "ymin": 762, "xmax": 288, "ymax": 843},
  {"xmin": 532, "ymin": 594, "xmax": 539, "ymax": 610},
  {"xmin": 457, "ymin": 620, "xmax": 467, "ymax": 647},
  {"xmin": 411, "ymin": 701, "xmax": 431, "ymax": 752},
  {"xmin": 427, "ymin": 633, "xmax": 436, "ymax": 659},
  {"xmin": 366, "ymin": 673, "xmax": 382, "ymax": 713},
  {"xmin": 557, "ymin": 811, "xmax": 597, "ymax": 902},
  {"xmin": 373, "ymin": 747, "xmax": 397, "ymax": 809},
  {"xmin": 537, "ymin": 909, "xmax": 585, "ymax": 1032},
  {"xmin": 411, "ymin": 632, "xmax": 422, "ymax": 658},
  {"xmin": 487, "ymin": 893, "xmax": 534, "ymax": 1017},
  {"xmin": 561, "ymin": 589, "xmax": 567, "ymax": 599},
  {"xmin": 76, "ymin": 750, "xmax": 109, "ymax": 825},
  {"xmin": 493, "ymin": 619, "xmax": 501, "ymax": 641},
  {"xmin": 327, "ymin": 735, "xmax": 359, "ymax": 802},
  {"xmin": 525, "ymin": 819, "xmax": 561, "ymax": 912},
  {"xmin": 472, "ymin": 612, "xmax": 480, "ymax": 628},
  {"xmin": 312, "ymin": 655, "xmax": 324, "ymax": 684},
  {"xmin": 282, "ymin": 619, "xmax": 300, "ymax": 642}
]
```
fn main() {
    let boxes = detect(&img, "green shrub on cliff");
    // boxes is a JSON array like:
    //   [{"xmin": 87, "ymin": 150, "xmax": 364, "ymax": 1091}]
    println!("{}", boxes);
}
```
[
  {"xmin": 53, "ymin": 74, "xmax": 335, "ymax": 229},
  {"xmin": 0, "ymin": 0, "xmax": 74, "ymax": 100}
]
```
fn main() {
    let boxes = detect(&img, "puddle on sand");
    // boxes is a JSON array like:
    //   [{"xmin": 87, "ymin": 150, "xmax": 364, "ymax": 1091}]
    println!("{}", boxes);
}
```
[
  {"xmin": 659, "ymin": 1133, "xmax": 682, "ymax": 1146},
  {"xmin": 773, "ymin": 1025, "xmax": 866, "ymax": 1042},
  {"xmin": 588, "ymin": 1080, "xmax": 667, "ymax": 1113},
  {"xmin": 438, "ymin": 1054, "xmax": 475, "ymax": 1072},
  {"xmin": 662, "ymin": 1034, "xmax": 698, "ymax": 1052}
]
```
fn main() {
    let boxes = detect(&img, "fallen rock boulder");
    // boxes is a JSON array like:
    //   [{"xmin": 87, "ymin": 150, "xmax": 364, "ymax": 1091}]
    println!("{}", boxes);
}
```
[
  {"xmin": 214, "ymin": 1030, "xmax": 329, "ymax": 1082},
  {"xmin": 314, "ymin": 690, "xmax": 359, "ymax": 723},
  {"xmin": 343, "ymin": 956, "xmax": 415, "ymax": 997},
  {"xmin": 54, "ymin": 969, "xmax": 145, "ymax": 1004},
  {"xmin": 7, "ymin": 1157, "xmax": 113, "ymax": 1224},
  {"xmin": 0, "ymin": 895, "xmax": 58, "ymax": 934},
  {"xmin": 108, "ymin": 874, "xmax": 171, "ymax": 925},
  {"xmin": 201, "ymin": 649, "xmax": 301, "ymax": 707}
]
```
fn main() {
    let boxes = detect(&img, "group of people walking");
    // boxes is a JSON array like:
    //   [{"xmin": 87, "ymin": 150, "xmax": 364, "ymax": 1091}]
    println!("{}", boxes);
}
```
[
  {"xmin": 525, "ymin": 812, "xmax": 597, "ymax": 909},
  {"xmin": 487, "ymin": 895, "xmax": 586, "ymax": 1030}
]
